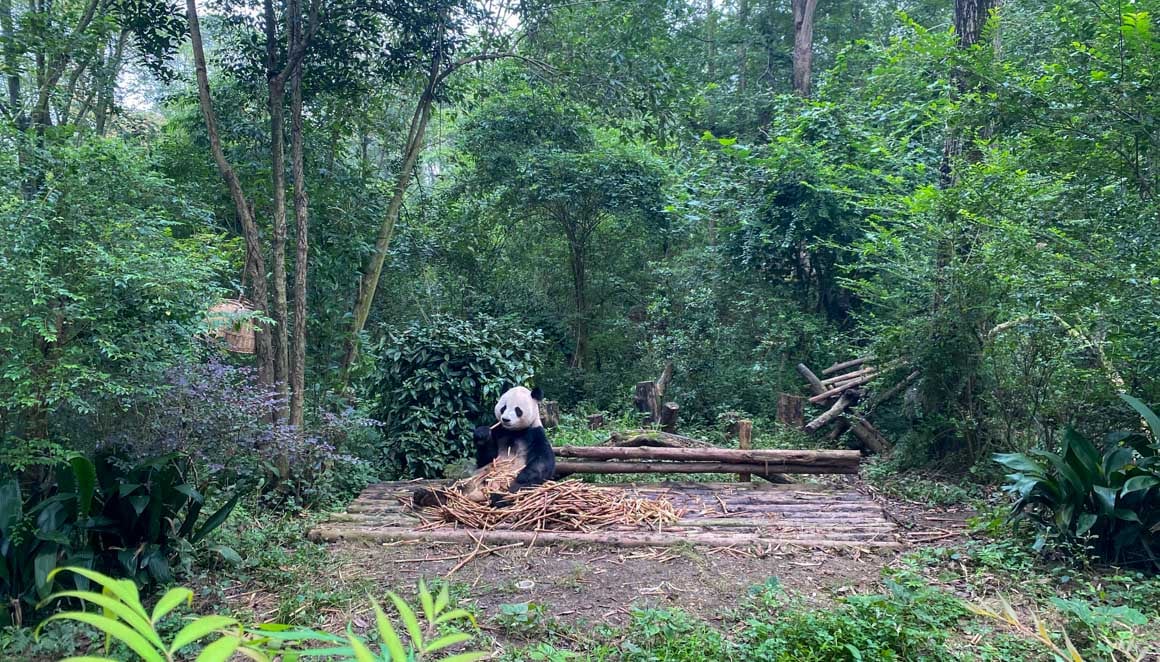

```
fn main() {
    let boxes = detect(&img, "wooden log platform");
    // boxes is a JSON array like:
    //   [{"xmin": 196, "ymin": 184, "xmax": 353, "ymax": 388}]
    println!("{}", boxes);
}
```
[{"xmin": 310, "ymin": 480, "xmax": 902, "ymax": 550}]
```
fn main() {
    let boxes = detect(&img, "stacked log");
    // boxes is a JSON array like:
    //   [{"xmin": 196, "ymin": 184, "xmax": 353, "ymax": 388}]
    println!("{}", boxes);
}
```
[
  {"xmin": 553, "ymin": 446, "xmax": 860, "ymax": 477},
  {"xmin": 795, "ymin": 357, "xmax": 915, "ymax": 454}
]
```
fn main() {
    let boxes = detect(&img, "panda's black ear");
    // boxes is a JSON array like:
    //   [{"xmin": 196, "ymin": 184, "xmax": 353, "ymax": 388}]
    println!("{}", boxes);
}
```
[
  {"xmin": 500, "ymin": 381, "xmax": 514, "ymax": 393},
  {"xmin": 530, "ymin": 386, "xmax": 544, "ymax": 401}
]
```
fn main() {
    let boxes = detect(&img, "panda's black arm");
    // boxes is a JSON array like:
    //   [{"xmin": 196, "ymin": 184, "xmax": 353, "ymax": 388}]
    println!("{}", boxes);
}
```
[
  {"xmin": 474, "ymin": 425, "xmax": 498, "ymax": 468},
  {"xmin": 510, "ymin": 427, "xmax": 556, "ymax": 489}
]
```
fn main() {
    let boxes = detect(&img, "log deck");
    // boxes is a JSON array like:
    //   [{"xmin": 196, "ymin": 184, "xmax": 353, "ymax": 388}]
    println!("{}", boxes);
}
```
[{"xmin": 310, "ymin": 480, "xmax": 902, "ymax": 550}]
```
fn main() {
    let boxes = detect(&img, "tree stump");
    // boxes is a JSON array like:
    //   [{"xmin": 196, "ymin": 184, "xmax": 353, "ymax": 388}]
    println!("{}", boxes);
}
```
[
  {"xmin": 540, "ymin": 400, "xmax": 560, "ymax": 428},
  {"xmin": 587, "ymin": 413, "xmax": 605, "ymax": 430},
  {"xmin": 634, "ymin": 381, "xmax": 660, "ymax": 423},
  {"xmin": 659, "ymin": 402, "xmax": 679, "ymax": 433},
  {"xmin": 736, "ymin": 419, "xmax": 753, "ymax": 482},
  {"xmin": 777, "ymin": 393, "xmax": 805, "ymax": 427}
]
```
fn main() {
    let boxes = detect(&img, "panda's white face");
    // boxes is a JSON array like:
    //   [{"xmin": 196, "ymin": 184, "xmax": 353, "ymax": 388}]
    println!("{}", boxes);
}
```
[{"xmin": 494, "ymin": 386, "xmax": 542, "ymax": 430}]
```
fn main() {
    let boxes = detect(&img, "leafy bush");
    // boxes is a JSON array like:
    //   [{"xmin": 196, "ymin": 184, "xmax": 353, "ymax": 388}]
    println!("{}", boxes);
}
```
[
  {"xmin": 36, "ymin": 568, "xmax": 487, "ymax": 661},
  {"xmin": 371, "ymin": 315, "xmax": 545, "ymax": 478},
  {"xmin": 742, "ymin": 576, "xmax": 964, "ymax": 660},
  {"xmin": 1, "ymin": 454, "xmax": 240, "ymax": 626},
  {"xmin": 995, "ymin": 394, "xmax": 1160, "ymax": 564}
]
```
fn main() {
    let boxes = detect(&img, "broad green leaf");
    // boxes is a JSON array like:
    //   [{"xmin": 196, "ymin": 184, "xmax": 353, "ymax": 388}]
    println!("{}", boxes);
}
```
[
  {"xmin": 424, "ymin": 632, "xmax": 471, "ymax": 653},
  {"xmin": 372, "ymin": 597, "xmax": 407, "ymax": 661},
  {"xmin": 38, "ymin": 612, "xmax": 163, "ymax": 662},
  {"xmin": 435, "ymin": 608, "xmax": 476, "ymax": 627},
  {"xmin": 435, "ymin": 584, "xmax": 450, "ymax": 614},
  {"xmin": 190, "ymin": 492, "xmax": 242, "ymax": 544},
  {"xmin": 438, "ymin": 653, "xmax": 490, "ymax": 662},
  {"xmin": 1092, "ymin": 485, "xmax": 1118, "ymax": 513},
  {"xmin": 195, "ymin": 634, "xmax": 240, "ymax": 662},
  {"xmin": 151, "ymin": 587, "xmax": 193, "ymax": 624},
  {"xmin": 169, "ymin": 615, "xmax": 238, "ymax": 652},
  {"xmin": 48, "ymin": 567, "xmax": 145, "ymax": 619},
  {"xmin": 387, "ymin": 591, "xmax": 423, "ymax": 651},
  {"xmin": 1120, "ymin": 394, "xmax": 1160, "ymax": 441},
  {"xmin": 418, "ymin": 579, "xmax": 435, "ymax": 622},
  {"xmin": 58, "ymin": 657, "xmax": 121, "ymax": 662},
  {"xmin": 69, "ymin": 456, "xmax": 97, "ymax": 518},
  {"xmin": 1075, "ymin": 512, "xmax": 1097, "ymax": 536},
  {"xmin": 0, "ymin": 479, "xmax": 20, "ymax": 535},
  {"xmin": 40, "ymin": 591, "xmax": 162, "ymax": 648},
  {"xmin": 1122, "ymin": 475, "xmax": 1160, "ymax": 494},
  {"xmin": 346, "ymin": 632, "xmax": 378, "ymax": 662}
]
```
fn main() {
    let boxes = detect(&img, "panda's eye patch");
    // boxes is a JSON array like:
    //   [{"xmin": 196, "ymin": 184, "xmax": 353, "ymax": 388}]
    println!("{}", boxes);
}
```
[
  {"xmin": 514, "ymin": 407, "xmax": 523, "ymax": 417},
  {"xmin": 499, "ymin": 405, "xmax": 506, "ymax": 414}
]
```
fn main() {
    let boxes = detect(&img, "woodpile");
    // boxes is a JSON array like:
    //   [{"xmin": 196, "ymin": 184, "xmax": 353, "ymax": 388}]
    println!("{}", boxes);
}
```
[
  {"xmin": 413, "ymin": 479, "xmax": 683, "ymax": 532},
  {"xmin": 793, "ymin": 356, "xmax": 918, "ymax": 454},
  {"xmin": 552, "ymin": 446, "xmax": 860, "ymax": 476}
]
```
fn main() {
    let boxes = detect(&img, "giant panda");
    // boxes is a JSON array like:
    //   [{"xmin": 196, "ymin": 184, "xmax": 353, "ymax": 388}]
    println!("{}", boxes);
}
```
[{"xmin": 413, "ymin": 385, "xmax": 555, "ymax": 507}]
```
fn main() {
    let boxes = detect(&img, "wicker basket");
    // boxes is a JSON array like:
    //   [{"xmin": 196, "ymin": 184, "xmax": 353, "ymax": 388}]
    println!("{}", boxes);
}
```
[{"xmin": 206, "ymin": 299, "xmax": 256, "ymax": 354}]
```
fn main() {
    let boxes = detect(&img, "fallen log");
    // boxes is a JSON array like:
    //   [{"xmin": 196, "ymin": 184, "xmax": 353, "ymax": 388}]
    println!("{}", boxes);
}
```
[
  {"xmin": 553, "ymin": 460, "xmax": 859, "ymax": 476},
  {"xmin": 819, "ymin": 366, "xmax": 876, "ymax": 387},
  {"xmin": 809, "ymin": 373, "xmax": 879, "ymax": 403},
  {"xmin": 821, "ymin": 356, "xmax": 874, "ymax": 376},
  {"xmin": 804, "ymin": 391, "xmax": 857, "ymax": 433},
  {"xmin": 602, "ymin": 430, "xmax": 714, "ymax": 449},
  {"xmin": 554, "ymin": 446, "xmax": 859, "ymax": 466},
  {"xmin": 309, "ymin": 524, "xmax": 902, "ymax": 549},
  {"xmin": 848, "ymin": 416, "xmax": 891, "ymax": 454},
  {"xmin": 861, "ymin": 371, "xmax": 920, "ymax": 414},
  {"xmin": 796, "ymin": 363, "xmax": 826, "ymax": 395}
]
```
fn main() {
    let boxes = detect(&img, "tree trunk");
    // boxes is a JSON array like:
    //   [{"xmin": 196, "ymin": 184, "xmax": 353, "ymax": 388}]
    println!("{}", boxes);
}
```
[
  {"xmin": 792, "ymin": 0, "xmax": 819, "ymax": 97},
  {"xmin": 186, "ymin": 0, "xmax": 274, "ymax": 387},
  {"xmin": 634, "ymin": 381, "xmax": 660, "ymax": 423},
  {"xmin": 288, "ymin": 1, "xmax": 308, "ymax": 429},
  {"xmin": 659, "ymin": 402, "xmax": 680, "ymax": 433},
  {"xmin": 736, "ymin": 419, "xmax": 752, "ymax": 481},
  {"xmin": 736, "ymin": 0, "xmax": 748, "ymax": 94},
  {"xmin": 265, "ymin": 0, "xmax": 290, "ymax": 418},
  {"xmin": 569, "ymin": 238, "xmax": 588, "ymax": 369},
  {"xmin": 777, "ymin": 393, "xmax": 805, "ymax": 427},
  {"xmin": 341, "ymin": 52, "xmax": 441, "ymax": 381}
]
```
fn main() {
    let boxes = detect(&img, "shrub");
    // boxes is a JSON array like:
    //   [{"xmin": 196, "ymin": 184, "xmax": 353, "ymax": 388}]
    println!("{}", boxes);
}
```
[
  {"xmin": 995, "ymin": 394, "xmax": 1160, "ymax": 564},
  {"xmin": 371, "ymin": 315, "xmax": 545, "ymax": 478},
  {"xmin": 0, "ymin": 454, "xmax": 241, "ymax": 626}
]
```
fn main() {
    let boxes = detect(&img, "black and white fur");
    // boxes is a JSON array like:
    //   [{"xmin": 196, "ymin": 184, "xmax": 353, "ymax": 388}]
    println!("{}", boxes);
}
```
[
  {"xmin": 473, "ymin": 385, "xmax": 555, "ymax": 495},
  {"xmin": 412, "ymin": 386, "xmax": 555, "ymax": 507}
]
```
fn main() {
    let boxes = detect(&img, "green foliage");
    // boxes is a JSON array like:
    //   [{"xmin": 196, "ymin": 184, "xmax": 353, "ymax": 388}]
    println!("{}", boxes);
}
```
[
  {"xmin": 742, "ymin": 575, "xmax": 966, "ymax": 661},
  {"xmin": 995, "ymin": 394, "xmax": 1160, "ymax": 563},
  {"xmin": 0, "ymin": 136, "xmax": 228, "ymax": 463},
  {"xmin": 371, "ymin": 315, "xmax": 545, "ymax": 478},
  {"xmin": 620, "ymin": 607, "xmax": 737, "ymax": 662},
  {"xmin": 36, "ymin": 568, "xmax": 487, "ymax": 661},
  {"xmin": 1, "ymin": 454, "xmax": 241, "ymax": 625}
]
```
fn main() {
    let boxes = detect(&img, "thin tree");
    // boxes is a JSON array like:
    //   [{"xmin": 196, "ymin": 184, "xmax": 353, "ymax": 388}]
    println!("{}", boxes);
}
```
[{"xmin": 792, "ymin": 0, "xmax": 819, "ymax": 97}]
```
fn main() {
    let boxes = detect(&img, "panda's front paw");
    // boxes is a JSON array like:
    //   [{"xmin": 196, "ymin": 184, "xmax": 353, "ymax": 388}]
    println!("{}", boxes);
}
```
[
  {"xmin": 489, "ymin": 492, "xmax": 513, "ymax": 508},
  {"xmin": 473, "ymin": 425, "xmax": 493, "ymax": 446}
]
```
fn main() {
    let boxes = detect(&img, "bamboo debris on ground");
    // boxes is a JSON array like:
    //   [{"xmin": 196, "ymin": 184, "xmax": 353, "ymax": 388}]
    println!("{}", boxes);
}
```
[{"xmin": 413, "ymin": 479, "xmax": 683, "ymax": 533}]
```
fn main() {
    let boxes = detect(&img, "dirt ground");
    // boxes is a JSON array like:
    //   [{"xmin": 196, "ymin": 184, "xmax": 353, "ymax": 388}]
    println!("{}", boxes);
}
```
[{"xmin": 253, "ymin": 479, "xmax": 976, "ymax": 635}]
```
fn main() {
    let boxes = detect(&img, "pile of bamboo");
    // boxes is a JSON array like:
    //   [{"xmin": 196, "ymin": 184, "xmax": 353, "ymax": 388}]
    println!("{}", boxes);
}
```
[{"xmin": 414, "ymin": 479, "xmax": 683, "ymax": 532}]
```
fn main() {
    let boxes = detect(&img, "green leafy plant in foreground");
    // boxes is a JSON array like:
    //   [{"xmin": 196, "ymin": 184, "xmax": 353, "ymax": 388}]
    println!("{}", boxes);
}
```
[
  {"xmin": 995, "ymin": 394, "xmax": 1160, "ymax": 564},
  {"xmin": 35, "ymin": 567, "xmax": 258, "ymax": 662},
  {"xmin": 36, "ymin": 569, "xmax": 488, "ymax": 661}
]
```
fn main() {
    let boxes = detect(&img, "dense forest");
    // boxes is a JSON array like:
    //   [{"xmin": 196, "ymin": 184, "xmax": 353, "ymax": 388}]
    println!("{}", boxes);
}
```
[{"xmin": 1, "ymin": 0, "xmax": 1158, "ymax": 659}]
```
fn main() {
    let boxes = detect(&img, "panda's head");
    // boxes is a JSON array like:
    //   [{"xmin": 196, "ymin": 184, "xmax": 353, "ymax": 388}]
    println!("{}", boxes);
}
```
[{"xmin": 494, "ymin": 385, "xmax": 543, "ymax": 430}]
